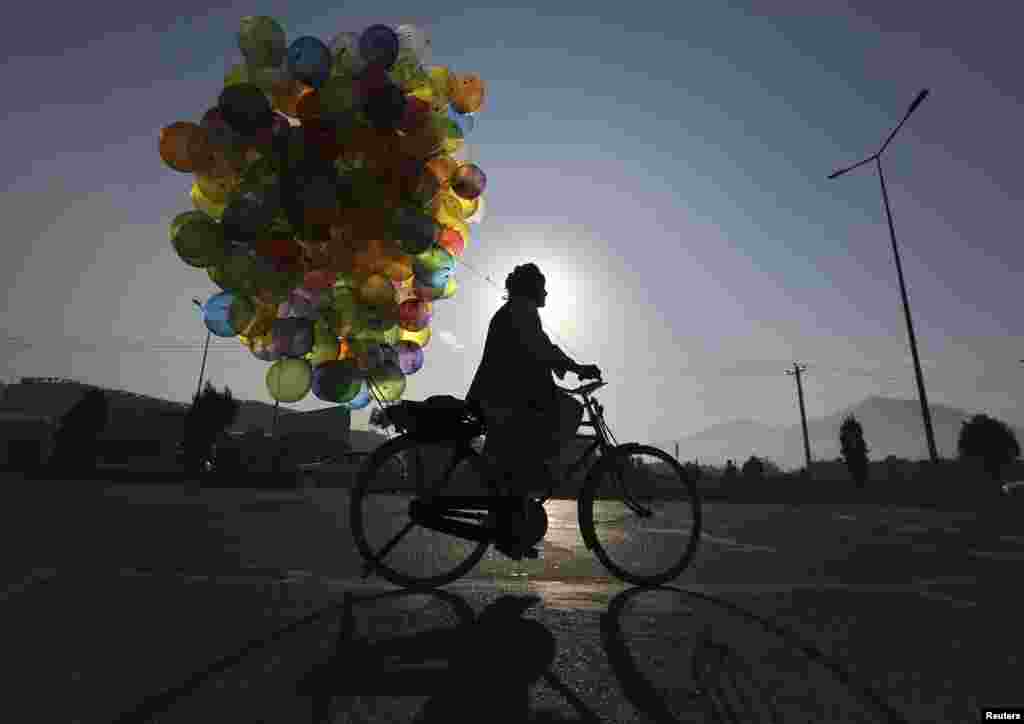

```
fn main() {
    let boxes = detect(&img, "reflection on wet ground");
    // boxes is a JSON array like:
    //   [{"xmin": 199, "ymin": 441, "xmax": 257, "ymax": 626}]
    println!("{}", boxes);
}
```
[{"xmin": 3, "ymin": 483, "xmax": 1020, "ymax": 722}]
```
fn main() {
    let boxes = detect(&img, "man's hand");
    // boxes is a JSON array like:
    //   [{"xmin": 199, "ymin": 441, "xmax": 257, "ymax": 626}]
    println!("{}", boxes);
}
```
[{"xmin": 575, "ymin": 364, "xmax": 602, "ymax": 380}]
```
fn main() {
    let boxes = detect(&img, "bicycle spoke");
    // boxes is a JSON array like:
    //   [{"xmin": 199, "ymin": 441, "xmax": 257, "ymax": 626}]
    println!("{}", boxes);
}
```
[{"xmin": 581, "ymin": 444, "xmax": 702, "ymax": 586}]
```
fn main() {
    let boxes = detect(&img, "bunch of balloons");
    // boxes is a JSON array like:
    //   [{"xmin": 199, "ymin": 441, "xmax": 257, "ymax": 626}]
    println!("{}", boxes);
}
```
[{"xmin": 159, "ymin": 17, "xmax": 488, "ymax": 410}]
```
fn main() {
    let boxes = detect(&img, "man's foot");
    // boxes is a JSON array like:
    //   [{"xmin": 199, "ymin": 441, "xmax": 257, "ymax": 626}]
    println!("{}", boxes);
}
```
[{"xmin": 492, "ymin": 495, "xmax": 539, "ymax": 559}]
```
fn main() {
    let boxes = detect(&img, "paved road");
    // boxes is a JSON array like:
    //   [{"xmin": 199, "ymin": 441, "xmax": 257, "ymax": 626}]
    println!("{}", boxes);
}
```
[{"xmin": 2, "ymin": 480, "xmax": 1020, "ymax": 722}]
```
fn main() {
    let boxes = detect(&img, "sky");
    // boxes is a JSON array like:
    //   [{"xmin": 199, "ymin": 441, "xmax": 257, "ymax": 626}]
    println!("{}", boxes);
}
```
[{"xmin": 2, "ymin": 0, "xmax": 1022, "ymax": 454}]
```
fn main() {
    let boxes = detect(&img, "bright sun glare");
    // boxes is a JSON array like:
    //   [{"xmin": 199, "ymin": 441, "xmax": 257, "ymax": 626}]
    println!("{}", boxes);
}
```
[{"xmin": 535, "ymin": 257, "xmax": 579, "ymax": 341}]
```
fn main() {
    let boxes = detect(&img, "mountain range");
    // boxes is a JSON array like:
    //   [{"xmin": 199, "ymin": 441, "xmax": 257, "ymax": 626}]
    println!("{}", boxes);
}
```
[{"xmin": 676, "ymin": 396, "xmax": 1024, "ymax": 471}]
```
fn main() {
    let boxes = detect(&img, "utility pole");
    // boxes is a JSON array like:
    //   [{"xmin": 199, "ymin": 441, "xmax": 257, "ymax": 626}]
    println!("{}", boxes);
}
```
[
  {"xmin": 786, "ymin": 363, "xmax": 813, "ymax": 475},
  {"xmin": 828, "ymin": 88, "xmax": 939, "ymax": 465},
  {"xmin": 674, "ymin": 441, "xmax": 679, "ymax": 460}
]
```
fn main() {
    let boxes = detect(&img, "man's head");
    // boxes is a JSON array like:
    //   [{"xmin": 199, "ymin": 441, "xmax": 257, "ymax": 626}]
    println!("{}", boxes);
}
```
[{"xmin": 505, "ymin": 263, "xmax": 547, "ymax": 307}]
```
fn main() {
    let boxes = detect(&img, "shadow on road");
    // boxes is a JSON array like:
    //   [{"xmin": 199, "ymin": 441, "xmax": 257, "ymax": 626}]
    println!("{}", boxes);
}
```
[{"xmin": 110, "ymin": 581, "xmax": 912, "ymax": 723}]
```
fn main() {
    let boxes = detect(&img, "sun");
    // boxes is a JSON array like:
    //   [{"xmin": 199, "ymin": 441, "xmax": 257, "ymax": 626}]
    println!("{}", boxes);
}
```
[{"xmin": 535, "ymin": 257, "xmax": 579, "ymax": 341}]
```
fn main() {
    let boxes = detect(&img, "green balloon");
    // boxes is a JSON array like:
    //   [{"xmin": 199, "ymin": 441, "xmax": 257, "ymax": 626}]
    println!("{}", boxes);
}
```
[
  {"xmin": 266, "ymin": 357, "xmax": 312, "ymax": 403},
  {"xmin": 367, "ymin": 361, "xmax": 407, "ymax": 402},
  {"xmin": 318, "ymin": 75, "xmax": 356, "ymax": 115},
  {"xmin": 171, "ymin": 211, "xmax": 227, "ymax": 268},
  {"xmin": 415, "ymin": 244, "xmax": 454, "ymax": 273},
  {"xmin": 239, "ymin": 16, "xmax": 287, "ymax": 69},
  {"xmin": 208, "ymin": 251, "xmax": 258, "ymax": 294}
]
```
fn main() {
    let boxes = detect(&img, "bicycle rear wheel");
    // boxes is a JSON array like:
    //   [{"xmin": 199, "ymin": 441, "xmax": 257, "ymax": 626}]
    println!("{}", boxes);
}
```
[
  {"xmin": 578, "ymin": 443, "xmax": 701, "ymax": 586},
  {"xmin": 350, "ymin": 435, "xmax": 493, "ymax": 589}
]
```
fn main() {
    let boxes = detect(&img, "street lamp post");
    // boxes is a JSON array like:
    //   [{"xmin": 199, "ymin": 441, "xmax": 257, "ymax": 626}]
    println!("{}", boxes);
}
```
[
  {"xmin": 192, "ymin": 298, "xmax": 211, "ymax": 403},
  {"xmin": 829, "ymin": 88, "xmax": 939, "ymax": 465}
]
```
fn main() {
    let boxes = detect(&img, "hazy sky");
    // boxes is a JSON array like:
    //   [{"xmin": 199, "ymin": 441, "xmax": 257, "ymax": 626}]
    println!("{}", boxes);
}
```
[{"xmin": 2, "ymin": 0, "xmax": 1022, "ymax": 453}]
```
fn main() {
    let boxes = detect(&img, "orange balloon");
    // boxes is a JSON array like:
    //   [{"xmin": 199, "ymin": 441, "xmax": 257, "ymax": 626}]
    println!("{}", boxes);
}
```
[
  {"xmin": 295, "ymin": 86, "xmax": 322, "ymax": 121},
  {"xmin": 272, "ymin": 77, "xmax": 307, "ymax": 118},
  {"xmin": 382, "ymin": 254, "xmax": 414, "ymax": 284},
  {"xmin": 448, "ymin": 72, "xmax": 486, "ymax": 113},
  {"xmin": 159, "ymin": 122, "xmax": 215, "ymax": 174},
  {"xmin": 396, "ymin": 125, "xmax": 445, "ymax": 161},
  {"xmin": 426, "ymin": 157, "xmax": 458, "ymax": 188}
]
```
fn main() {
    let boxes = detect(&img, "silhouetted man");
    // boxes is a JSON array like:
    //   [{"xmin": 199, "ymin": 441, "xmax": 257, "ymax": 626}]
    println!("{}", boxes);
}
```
[{"xmin": 466, "ymin": 263, "xmax": 600, "ymax": 555}]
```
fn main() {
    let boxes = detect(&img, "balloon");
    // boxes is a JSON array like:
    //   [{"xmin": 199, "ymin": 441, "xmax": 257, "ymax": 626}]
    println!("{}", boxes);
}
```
[
  {"xmin": 271, "ymin": 317, "xmax": 314, "ymax": 357},
  {"xmin": 219, "ymin": 83, "xmax": 274, "ymax": 137},
  {"xmin": 170, "ymin": 211, "xmax": 227, "ymax": 268},
  {"xmin": 288, "ymin": 36, "xmax": 332, "ymax": 89},
  {"xmin": 415, "ymin": 245, "xmax": 455, "ymax": 274},
  {"xmin": 394, "ymin": 24, "xmax": 432, "ymax": 66},
  {"xmin": 399, "ymin": 325, "xmax": 431, "ymax": 348},
  {"xmin": 247, "ymin": 330, "xmax": 281, "ymax": 361},
  {"xmin": 266, "ymin": 357, "xmax": 313, "ymax": 402},
  {"xmin": 342, "ymin": 379, "xmax": 371, "ymax": 410},
  {"xmin": 239, "ymin": 16, "xmax": 287, "ymax": 68},
  {"xmin": 451, "ymin": 163, "xmax": 486, "ymax": 200},
  {"xmin": 448, "ymin": 72, "xmax": 486, "ymax": 113},
  {"xmin": 271, "ymin": 77, "xmax": 306, "ymax": 118},
  {"xmin": 191, "ymin": 182, "xmax": 227, "ymax": 219},
  {"xmin": 464, "ymin": 194, "xmax": 486, "ymax": 225},
  {"xmin": 358, "ymin": 24, "xmax": 400, "ymax": 69},
  {"xmin": 364, "ymin": 342, "xmax": 399, "ymax": 369},
  {"xmin": 366, "ymin": 360, "xmax": 406, "ymax": 402},
  {"xmin": 221, "ymin": 192, "xmax": 275, "ymax": 246},
  {"xmin": 362, "ymin": 82, "xmax": 406, "ymax": 130},
  {"xmin": 312, "ymin": 359, "xmax": 362, "ymax": 403},
  {"xmin": 447, "ymin": 105, "xmax": 477, "ymax": 137},
  {"xmin": 159, "ymin": 122, "xmax": 214, "ymax": 174},
  {"xmin": 318, "ymin": 75, "xmax": 356, "ymax": 115},
  {"xmin": 358, "ymin": 273, "xmax": 396, "ymax": 307},
  {"xmin": 437, "ymin": 227, "xmax": 465, "ymax": 257},
  {"xmin": 160, "ymin": 17, "xmax": 491, "ymax": 407},
  {"xmin": 329, "ymin": 31, "xmax": 367, "ymax": 77},
  {"xmin": 399, "ymin": 298, "xmax": 432, "ymax": 331},
  {"xmin": 395, "ymin": 340, "xmax": 424, "ymax": 374},
  {"xmin": 392, "ymin": 208, "xmax": 437, "ymax": 255},
  {"xmin": 203, "ymin": 291, "xmax": 255, "ymax": 337}
]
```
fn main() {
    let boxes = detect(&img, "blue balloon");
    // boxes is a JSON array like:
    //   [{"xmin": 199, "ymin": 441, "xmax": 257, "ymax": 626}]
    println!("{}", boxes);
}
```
[
  {"xmin": 358, "ymin": 24, "xmax": 399, "ymax": 69},
  {"xmin": 343, "ymin": 380, "xmax": 371, "ymax": 410},
  {"xmin": 447, "ymin": 105, "xmax": 476, "ymax": 137},
  {"xmin": 203, "ymin": 291, "xmax": 238, "ymax": 337},
  {"xmin": 287, "ymin": 36, "xmax": 332, "ymax": 89}
]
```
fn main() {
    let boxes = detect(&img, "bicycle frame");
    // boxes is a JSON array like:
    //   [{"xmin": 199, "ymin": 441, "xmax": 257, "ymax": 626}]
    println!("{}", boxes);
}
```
[{"xmin": 400, "ymin": 385, "xmax": 634, "ymax": 540}]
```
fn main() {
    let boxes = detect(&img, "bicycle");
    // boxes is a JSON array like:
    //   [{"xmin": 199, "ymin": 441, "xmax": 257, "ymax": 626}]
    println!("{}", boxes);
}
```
[{"xmin": 350, "ymin": 379, "xmax": 702, "ymax": 589}]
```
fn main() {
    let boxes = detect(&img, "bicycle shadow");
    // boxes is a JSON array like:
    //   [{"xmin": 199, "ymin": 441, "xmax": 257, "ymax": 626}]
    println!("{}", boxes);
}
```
[
  {"xmin": 600, "ymin": 586, "xmax": 912, "ymax": 724},
  {"xmin": 298, "ymin": 590, "xmax": 599, "ymax": 723}
]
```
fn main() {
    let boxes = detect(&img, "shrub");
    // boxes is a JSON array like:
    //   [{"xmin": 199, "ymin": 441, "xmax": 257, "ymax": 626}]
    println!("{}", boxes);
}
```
[
  {"xmin": 957, "ymin": 414, "xmax": 1020, "ymax": 482},
  {"xmin": 839, "ymin": 414, "xmax": 870, "ymax": 489}
]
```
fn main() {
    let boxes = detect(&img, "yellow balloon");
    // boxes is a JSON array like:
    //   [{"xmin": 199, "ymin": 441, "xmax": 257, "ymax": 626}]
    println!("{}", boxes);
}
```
[
  {"xmin": 440, "ymin": 275, "xmax": 458, "ymax": 299},
  {"xmin": 399, "ymin": 325, "xmax": 431, "ymax": 348},
  {"xmin": 191, "ymin": 182, "xmax": 226, "ymax": 219}
]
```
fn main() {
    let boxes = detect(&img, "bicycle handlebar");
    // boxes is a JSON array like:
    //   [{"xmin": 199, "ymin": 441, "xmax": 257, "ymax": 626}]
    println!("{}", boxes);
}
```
[{"xmin": 558, "ymin": 379, "xmax": 606, "ymax": 396}]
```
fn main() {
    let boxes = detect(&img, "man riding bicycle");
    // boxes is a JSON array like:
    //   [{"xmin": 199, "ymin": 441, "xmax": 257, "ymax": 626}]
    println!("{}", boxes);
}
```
[{"xmin": 466, "ymin": 263, "xmax": 601, "ymax": 556}]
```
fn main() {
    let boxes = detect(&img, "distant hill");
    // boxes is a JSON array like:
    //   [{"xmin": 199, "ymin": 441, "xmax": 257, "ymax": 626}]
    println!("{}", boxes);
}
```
[{"xmin": 679, "ymin": 396, "xmax": 1024, "ymax": 471}]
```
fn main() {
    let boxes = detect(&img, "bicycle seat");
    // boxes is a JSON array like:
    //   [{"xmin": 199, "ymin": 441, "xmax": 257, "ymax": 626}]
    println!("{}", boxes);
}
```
[{"xmin": 559, "ymin": 380, "xmax": 606, "ymax": 397}]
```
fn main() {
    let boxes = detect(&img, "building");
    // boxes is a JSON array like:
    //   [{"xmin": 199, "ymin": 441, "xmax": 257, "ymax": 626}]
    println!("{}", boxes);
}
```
[{"xmin": 1, "ymin": 377, "xmax": 354, "ymax": 473}]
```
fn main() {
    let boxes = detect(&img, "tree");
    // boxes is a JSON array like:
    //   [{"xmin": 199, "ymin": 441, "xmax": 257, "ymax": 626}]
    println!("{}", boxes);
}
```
[
  {"xmin": 839, "ymin": 414, "xmax": 870, "ymax": 489},
  {"xmin": 957, "ymin": 414, "xmax": 1021, "ymax": 483},
  {"xmin": 181, "ymin": 381, "xmax": 240, "ymax": 483},
  {"xmin": 741, "ymin": 455, "xmax": 764, "ymax": 481}
]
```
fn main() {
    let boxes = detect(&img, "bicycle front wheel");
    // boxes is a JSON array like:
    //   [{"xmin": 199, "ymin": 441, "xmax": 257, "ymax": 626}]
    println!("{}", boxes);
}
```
[
  {"xmin": 350, "ymin": 435, "xmax": 493, "ymax": 589},
  {"xmin": 578, "ymin": 443, "xmax": 701, "ymax": 586}
]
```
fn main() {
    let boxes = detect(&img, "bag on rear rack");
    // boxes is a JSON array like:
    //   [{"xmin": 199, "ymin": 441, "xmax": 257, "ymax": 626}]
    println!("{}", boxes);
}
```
[{"xmin": 383, "ymin": 395, "xmax": 483, "ymax": 443}]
